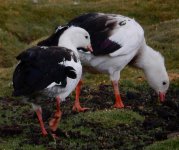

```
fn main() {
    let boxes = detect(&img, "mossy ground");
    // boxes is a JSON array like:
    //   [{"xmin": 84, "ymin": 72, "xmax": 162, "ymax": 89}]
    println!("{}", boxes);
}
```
[
  {"xmin": 145, "ymin": 137, "xmax": 179, "ymax": 150},
  {"xmin": 0, "ymin": 0, "xmax": 179, "ymax": 149},
  {"xmin": 0, "ymin": 82, "xmax": 179, "ymax": 149}
]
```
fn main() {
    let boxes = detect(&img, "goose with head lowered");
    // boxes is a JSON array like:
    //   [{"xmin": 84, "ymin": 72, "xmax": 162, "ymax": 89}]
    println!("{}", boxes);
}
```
[
  {"xmin": 13, "ymin": 26, "xmax": 93, "ymax": 137},
  {"xmin": 38, "ymin": 13, "xmax": 169, "ymax": 110},
  {"xmin": 68, "ymin": 13, "xmax": 169, "ymax": 108}
]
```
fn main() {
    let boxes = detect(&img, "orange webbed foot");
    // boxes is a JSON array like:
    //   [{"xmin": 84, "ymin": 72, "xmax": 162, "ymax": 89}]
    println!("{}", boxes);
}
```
[
  {"xmin": 72, "ymin": 103, "xmax": 89, "ymax": 112},
  {"xmin": 49, "ymin": 111, "xmax": 62, "ymax": 132}
]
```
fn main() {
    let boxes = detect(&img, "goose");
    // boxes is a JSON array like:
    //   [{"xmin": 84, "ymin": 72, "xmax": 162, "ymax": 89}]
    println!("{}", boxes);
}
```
[
  {"xmin": 38, "ymin": 13, "xmax": 169, "ymax": 111},
  {"xmin": 12, "ymin": 26, "xmax": 92, "ymax": 137},
  {"xmin": 67, "ymin": 13, "xmax": 169, "ymax": 108}
]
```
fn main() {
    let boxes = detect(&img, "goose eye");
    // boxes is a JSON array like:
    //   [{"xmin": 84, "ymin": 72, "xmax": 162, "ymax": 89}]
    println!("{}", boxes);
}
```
[
  {"xmin": 162, "ymin": 81, "xmax": 166, "ymax": 85},
  {"xmin": 85, "ymin": 36, "xmax": 88, "ymax": 39}
]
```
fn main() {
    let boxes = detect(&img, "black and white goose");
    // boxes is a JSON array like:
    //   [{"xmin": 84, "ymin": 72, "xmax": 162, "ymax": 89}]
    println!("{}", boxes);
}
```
[
  {"xmin": 67, "ymin": 13, "xmax": 169, "ymax": 108},
  {"xmin": 39, "ymin": 13, "xmax": 169, "ymax": 110},
  {"xmin": 13, "ymin": 26, "xmax": 92, "ymax": 136}
]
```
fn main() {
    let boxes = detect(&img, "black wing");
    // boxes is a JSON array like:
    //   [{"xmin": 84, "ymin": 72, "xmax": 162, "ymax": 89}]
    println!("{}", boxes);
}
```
[
  {"xmin": 37, "ymin": 26, "xmax": 69, "ymax": 46},
  {"xmin": 13, "ymin": 46, "xmax": 77, "ymax": 96},
  {"xmin": 68, "ymin": 13, "xmax": 122, "ymax": 55}
]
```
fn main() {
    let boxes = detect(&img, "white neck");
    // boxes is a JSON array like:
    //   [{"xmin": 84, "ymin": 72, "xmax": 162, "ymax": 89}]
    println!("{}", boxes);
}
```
[
  {"xmin": 134, "ymin": 42, "xmax": 160, "ymax": 72},
  {"xmin": 58, "ymin": 30, "xmax": 79, "ymax": 56},
  {"xmin": 132, "ymin": 41, "xmax": 169, "ymax": 94}
]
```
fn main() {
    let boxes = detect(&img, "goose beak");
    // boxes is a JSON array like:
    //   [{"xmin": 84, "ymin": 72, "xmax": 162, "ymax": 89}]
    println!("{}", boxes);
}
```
[
  {"xmin": 86, "ymin": 45, "xmax": 93, "ymax": 52},
  {"xmin": 159, "ymin": 92, "xmax": 165, "ymax": 102}
]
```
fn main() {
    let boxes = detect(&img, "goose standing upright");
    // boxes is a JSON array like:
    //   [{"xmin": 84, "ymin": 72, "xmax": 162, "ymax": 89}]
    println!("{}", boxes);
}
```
[{"xmin": 13, "ymin": 26, "xmax": 92, "ymax": 136}]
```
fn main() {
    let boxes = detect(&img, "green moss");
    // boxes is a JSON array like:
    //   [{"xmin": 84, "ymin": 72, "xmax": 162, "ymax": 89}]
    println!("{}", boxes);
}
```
[
  {"xmin": 145, "ymin": 138, "xmax": 179, "ymax": 150},
  {"xmin": 0, "ymin": 67, "xmax": 13, "ymax": 97},
  {"xmin": 0, "ymin": 0, "xmax": 178, "ymax": 68},
  {"xmin": 60, "ymin": 109, "xmax": 144, "ymax": 130},
  {"xmin": 146, "ymin": 19, "xmax": 179, "ymax": 70},
  {"xmin": 0, "ymin": 99, "xmax": 31, "ymax": 125},
  {"xmin": 84, "ymin": 109, "xmax": 144, "ymax": 128},
  {"xmin": 0, "ymin": 137, "xmax": 45, "ymax": 150},
  {"xmin": 0, "ymin": 29, "xmax": 27, "ymax": 67}
]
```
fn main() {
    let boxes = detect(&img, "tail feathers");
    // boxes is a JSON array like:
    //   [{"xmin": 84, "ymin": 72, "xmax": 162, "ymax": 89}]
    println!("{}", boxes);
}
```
[{"xmin": 65, "ymin": 66, "xmax": 77, "ymax": 79}]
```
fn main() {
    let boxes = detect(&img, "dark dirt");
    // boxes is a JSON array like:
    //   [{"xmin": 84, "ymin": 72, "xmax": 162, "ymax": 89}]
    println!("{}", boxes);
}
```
[{"xmin": 0, "ymin": 83, "xmax": 179, "ymax": 150}]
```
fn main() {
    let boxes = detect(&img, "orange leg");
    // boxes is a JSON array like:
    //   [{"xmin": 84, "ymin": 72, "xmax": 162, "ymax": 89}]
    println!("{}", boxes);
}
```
[
  {"xmin": 35, "ymin": 107, "xmax": 48, "ymax": 136},
  {"xmin": 112, "ymin": 81, "xmax": 124, "ymax": 108},
  {"xmin": 49, "ymin": 97, "xmax": 62, "ymax": 132},
  {"xmin": 72, "ymin": 80, "xmax": 89, "ymax": 112}
]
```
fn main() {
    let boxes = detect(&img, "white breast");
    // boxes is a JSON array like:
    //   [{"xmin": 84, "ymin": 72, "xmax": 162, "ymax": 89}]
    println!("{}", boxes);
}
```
[{"xmin": 44, "ymin": 58, "xmax": 82, "ymax": 101}]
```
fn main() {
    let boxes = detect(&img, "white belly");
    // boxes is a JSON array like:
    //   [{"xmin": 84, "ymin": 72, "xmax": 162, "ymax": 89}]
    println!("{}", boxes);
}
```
[
  {"xmin": 44, "ymin": 59, "xmax": 82, "ymax": 101},
  {"xmin": 79, "ymin": 51, "xmax": 137, "ymax": 75}
]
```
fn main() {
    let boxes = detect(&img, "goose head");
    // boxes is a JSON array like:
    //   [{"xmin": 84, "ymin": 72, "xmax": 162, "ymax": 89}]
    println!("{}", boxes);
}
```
[{"xmin": 37, "ymin": 26, "xmax": 93, "ymax": 52}]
